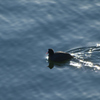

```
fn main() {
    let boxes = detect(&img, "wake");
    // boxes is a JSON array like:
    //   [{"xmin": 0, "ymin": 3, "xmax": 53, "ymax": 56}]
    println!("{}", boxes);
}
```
[{"xmin": 68, "ymin": 45, "xmax": 100, "ymax": 70}]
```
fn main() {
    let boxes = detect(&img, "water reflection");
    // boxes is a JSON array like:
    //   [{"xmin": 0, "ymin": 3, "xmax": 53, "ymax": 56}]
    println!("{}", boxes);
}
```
[
  {"xmin": 70, "ymin": 61, "xmax": 82, "ymax": 68},
  {"xmin": 47, "ymin": 60, "xmax": 70, "ymax": 69},
  {"xmin": 70, "ymin": 59, "xmax": 100, "ymax": 70},
  {"xmin": 47, "ymin": 61, "xmax": 54, "ymax": 69}
]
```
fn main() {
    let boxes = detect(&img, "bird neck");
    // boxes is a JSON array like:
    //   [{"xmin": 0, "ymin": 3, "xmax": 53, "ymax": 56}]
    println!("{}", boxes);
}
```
[{"xmin": 49, "ymin": 52, "xmax": 54, "ymax": 56}]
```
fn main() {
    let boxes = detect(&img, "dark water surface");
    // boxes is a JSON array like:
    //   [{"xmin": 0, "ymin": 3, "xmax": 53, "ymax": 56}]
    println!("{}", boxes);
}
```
[{"xmin": 0, "ymin": 0, "xmax": 100, "ymax": 100}]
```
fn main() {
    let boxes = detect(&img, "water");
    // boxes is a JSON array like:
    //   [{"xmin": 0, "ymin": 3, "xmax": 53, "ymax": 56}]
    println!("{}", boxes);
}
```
[{"xmin": 0, "ymin": 0, "xmax": 100, "ymax": 100}]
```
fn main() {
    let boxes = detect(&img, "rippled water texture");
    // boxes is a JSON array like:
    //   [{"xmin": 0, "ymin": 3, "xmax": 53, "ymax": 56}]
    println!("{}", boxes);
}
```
[
  {"xmin": 69, "ymin": 45, "xmax": 100, "ymax": 70},
  {"xmin": 0, "ymin": 0, "xmax": 100, "ymax": 100}
]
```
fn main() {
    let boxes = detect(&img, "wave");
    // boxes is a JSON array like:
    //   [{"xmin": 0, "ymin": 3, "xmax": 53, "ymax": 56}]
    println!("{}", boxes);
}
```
[{"xmin": 68, "ymin": 45, "xmax": 100, "ymax": 70}]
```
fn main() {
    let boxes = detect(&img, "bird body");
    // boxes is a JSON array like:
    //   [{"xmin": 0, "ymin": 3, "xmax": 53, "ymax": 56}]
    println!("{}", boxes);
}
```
[{"xmin": 47, "ymin": 49, "xmax": 73, "ymax": 62}]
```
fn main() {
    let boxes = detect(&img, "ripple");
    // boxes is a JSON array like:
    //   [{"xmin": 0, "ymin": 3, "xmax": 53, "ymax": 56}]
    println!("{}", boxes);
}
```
[{"xmin": 69, "ymin": 45, "xmax": 100, "ymax": 71}]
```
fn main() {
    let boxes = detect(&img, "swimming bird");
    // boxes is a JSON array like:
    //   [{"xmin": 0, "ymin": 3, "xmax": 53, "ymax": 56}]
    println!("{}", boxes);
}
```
[{"xmin": 47, "ymin": 49, "xmax": 73, "ymax": 62}]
